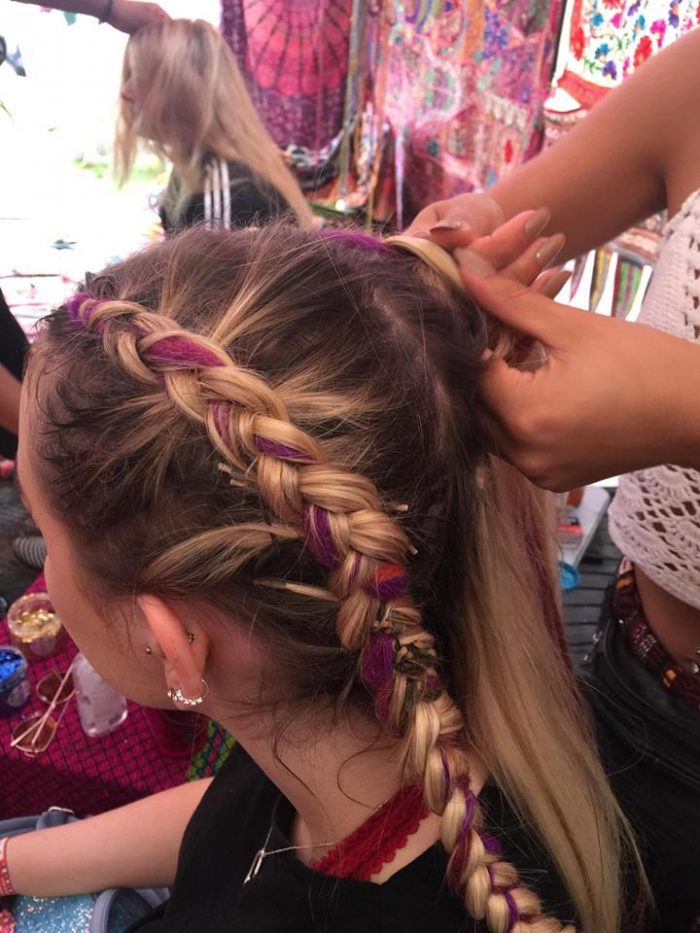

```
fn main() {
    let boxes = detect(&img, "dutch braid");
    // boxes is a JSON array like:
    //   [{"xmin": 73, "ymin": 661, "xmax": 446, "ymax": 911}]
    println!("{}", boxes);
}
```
[{"xmin": 65, "ymin": 288, "xmax": 577, "ymax": 933}]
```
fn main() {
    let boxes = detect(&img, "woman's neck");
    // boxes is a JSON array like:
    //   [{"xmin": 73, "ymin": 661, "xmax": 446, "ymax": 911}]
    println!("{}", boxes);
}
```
[{"xmin": 229, "ymin": 706, "xmax": 412, "ymax": 850}]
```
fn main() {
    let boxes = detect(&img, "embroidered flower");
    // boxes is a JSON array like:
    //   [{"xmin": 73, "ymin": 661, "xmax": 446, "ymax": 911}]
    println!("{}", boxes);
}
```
[
  {"xmin": 591, "ymin": 11, "xmax": 605, "ymax": 26},
  {"xmin": 668, "ymin": 0, "xmax": 680, "ymax": 27},
  {"xmin": 611, "ymin": 12, "xmax": 623, "ymax": 26},
  {"xmin": 603, "ymin": 60, "xmax": 618, "ymax": 79},
  {"xmin": 622, "ymin": 56, "xmax": 631, "ymax": 77},
  {"xmin": 483, "ymin": 10, "xmax": 509, "ymax": 59},
  {"xmin": 571, "ymin": 25, "xmax": 586, "ymax": 59},
  {"xmin": 633, "ymin": 35, "xmax": 653, "ymax": 67},
  {"xmin": 650, "ymin": 18, "xmax": 667, "ymax": 45}
]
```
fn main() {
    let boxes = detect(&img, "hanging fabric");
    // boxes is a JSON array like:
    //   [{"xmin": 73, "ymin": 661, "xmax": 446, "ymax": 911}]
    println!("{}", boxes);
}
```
[
  {"xmin": 568, "ymin": 254, "xmax": 588, "ymax": 302},
  {"xmin": 358, "ymin": 0, "xmax": 565, "ymax": 226},
  {"xmin": 220, "ymin": 0, "xmax": 352, "ymax": 156},
  {"xmin": 611, "ymin": 256, "xmax": 644, "ymax": 318},
  {"xmin": 589, "ymin": 246, "xmax": 614, "ymax": 312}
]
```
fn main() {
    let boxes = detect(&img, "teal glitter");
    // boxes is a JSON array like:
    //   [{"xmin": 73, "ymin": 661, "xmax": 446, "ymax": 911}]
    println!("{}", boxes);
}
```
[{"xmin": 12, "ymin": 894, "xmax": 94, "ymax": 931}]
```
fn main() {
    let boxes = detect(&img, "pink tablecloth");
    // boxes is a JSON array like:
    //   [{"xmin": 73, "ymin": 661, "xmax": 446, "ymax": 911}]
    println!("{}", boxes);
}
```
[{"xmin": 0, "ymin": 576, "xmax": 196, "ymax": 819}]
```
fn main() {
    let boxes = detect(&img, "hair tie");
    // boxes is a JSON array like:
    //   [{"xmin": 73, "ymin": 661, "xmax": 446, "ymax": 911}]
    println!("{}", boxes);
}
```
[{"xmin": 384, "ymin": 235, "xmax": 463, "ymax": 291}]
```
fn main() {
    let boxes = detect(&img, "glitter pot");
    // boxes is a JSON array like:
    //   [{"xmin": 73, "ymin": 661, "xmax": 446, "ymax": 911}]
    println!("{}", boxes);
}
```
[
  {"xmin": 7, "ymin": 592, "xmax": 64, "ymax": 661},
  {"xmin": 0, "ymin": 645, "xmax": 31, "ymax": 716}
]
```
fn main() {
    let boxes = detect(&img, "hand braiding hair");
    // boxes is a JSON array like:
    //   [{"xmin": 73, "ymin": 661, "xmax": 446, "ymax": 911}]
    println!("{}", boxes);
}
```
[{"xmin": 64, "ymin": 253, "xmax": 576, "ymax": 933}]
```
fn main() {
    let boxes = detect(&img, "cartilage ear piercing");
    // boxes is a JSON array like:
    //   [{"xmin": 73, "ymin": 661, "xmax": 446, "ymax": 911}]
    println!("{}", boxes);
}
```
[
  {"xmin": 145, "ymin": 646, "xmax": 153, "ymax": 655},
  {"xmin": 187, "ymin": 632, "xmax": 195, "ymax": 643}
]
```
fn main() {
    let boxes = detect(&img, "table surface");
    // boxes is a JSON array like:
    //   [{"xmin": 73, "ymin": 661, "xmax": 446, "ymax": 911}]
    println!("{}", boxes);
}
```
[{"xmin": 0, "ymin": 575, "xmax": 196, "ymax": 820}]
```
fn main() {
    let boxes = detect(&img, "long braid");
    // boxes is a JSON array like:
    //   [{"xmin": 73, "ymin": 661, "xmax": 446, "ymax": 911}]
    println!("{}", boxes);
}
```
[{"xmin": 66, "ymin": 290, "xmax": 577, "ymax": 933}]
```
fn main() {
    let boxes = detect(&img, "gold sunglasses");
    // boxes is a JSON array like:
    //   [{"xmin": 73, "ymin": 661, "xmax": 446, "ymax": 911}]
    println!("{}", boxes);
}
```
[{"xmin": 10, "ymin": 663, "xmax": 75, "ymax": 757}]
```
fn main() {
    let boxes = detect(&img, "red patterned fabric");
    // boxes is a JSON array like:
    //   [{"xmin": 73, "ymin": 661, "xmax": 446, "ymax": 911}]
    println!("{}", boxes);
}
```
[
  {"xmin": 0, "ymin": 576, "xmax": 196, "ymax": 819},
  {"xmin": 220, "ymin": 0, "xmax": 352, "ymax": 151}
]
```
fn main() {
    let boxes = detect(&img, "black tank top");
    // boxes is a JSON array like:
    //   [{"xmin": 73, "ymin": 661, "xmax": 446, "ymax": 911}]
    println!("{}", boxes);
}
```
[{"xmin": 131, "ymin": 743, "xmax": 576, "ymax": 932}]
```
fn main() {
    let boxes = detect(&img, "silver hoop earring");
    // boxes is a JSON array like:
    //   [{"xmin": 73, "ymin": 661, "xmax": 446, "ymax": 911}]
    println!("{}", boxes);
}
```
[{"xmin": 166, "ymin": 679, "xmax": 209, "ymax": 707}]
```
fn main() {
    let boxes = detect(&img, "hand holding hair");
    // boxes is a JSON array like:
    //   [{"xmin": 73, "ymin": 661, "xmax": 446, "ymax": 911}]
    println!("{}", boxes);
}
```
[
  {"xmin": 463, "ymin": 272, "xmax": 700, "ymax": 490},
  {"xmin": 407, "ymin": 195, "xmax": 569, "ymax": 298}
]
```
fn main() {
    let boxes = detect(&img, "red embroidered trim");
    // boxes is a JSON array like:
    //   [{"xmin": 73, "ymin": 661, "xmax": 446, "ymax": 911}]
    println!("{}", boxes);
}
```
[
  {"xmin": 0, "ymin": 839, "xmax": 15, "ymax": 898},
  {"xmin": 0, "ymin": 909, "xmax": 15, "ymax": 933},
  {"xmin": 310, "ymin": 784, "xmax": 429, "ymax": 881}
]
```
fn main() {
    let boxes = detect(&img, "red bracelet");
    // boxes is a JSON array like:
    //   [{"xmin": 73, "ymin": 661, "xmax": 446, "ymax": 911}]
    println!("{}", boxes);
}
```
[{"xmin": 0, "ymin": 838, "xmax": 16, "ymax": 897}]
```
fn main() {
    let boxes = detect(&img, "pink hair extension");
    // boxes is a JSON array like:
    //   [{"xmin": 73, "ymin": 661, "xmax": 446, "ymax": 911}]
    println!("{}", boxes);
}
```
[
  {"xmin": 142, "ymin": 335, "xmax": 224, "ymax": 370},
  {"xmin": 318, "ymin": 229, "xmax": 393, "ymax": 253},
  {"xmin": 302, "ymin": 504, "xmax": 340, "ymax": 571},
  {"xmin": 212, "ymin": 401, "xmax": 231, "ymax": 442}
]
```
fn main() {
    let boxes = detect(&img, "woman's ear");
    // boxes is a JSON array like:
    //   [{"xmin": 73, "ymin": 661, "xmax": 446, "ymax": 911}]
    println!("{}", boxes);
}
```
[{"xmin": 138, "ymin": 595, "xmax": 210, "ymax": 703}]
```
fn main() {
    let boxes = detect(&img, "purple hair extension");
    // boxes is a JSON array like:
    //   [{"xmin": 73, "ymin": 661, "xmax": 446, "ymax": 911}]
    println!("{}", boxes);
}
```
[
  {"xmin": 424, "ymin": 672, "xmax": 443, "ymax": 695},
  {"xmin": 504, "ymin": 890, "xmax": 520, "ymax": 931},
  {"xmin": 255, "ymin": 437, "xmax": 313, "ymax": 462},
  {"xmin": 65, "ymin": 290, "xmax": 102, "ymax": 329},
  {"xmin": 360, "ymin": 631, "xmax": 394, "ymax": 721},
  {"xmin": 481, "ymin": 833, "xmax": 503, "ymax": 857},
  {"xmin": 317, "ymin": 229, "xmax": 393, "ymax": 254},
  {"xmin": 143, "ymin": 335, "xmax": 224, "ymax": 370},
  {"xmin": 302, "ymin": 505, "xmax": 340, "ymax": 571}
]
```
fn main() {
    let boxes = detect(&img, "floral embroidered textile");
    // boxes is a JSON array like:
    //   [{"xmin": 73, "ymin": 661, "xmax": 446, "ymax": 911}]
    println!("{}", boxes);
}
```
[{"xmin": 561, "ymin": 0, "xmax": 700, "ymax": 106}]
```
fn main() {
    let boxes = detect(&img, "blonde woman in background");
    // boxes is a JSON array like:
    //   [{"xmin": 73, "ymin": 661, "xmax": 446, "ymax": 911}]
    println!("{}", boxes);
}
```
[{"xmin": 115, "ymin": 19, "xmax": 314, "ymax": 233}]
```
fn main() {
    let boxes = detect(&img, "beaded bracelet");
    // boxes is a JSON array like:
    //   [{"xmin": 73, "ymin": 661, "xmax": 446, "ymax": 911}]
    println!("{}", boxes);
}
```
[
  {"xmin": 98, "ymin": 0, "xmax": 114, "ymax": 24},
  {"xmin": 0, "ymin": 838, "xmax": 15, "ymax": 897}
]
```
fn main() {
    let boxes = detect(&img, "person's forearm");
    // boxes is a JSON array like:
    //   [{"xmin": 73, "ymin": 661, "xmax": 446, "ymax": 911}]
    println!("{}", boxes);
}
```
[
  {"xmin": 6, "ymin": 778, "xmax": 212, "ymax": 895},
  {"xmin": 489, "ymin": 31, "xmax": 700, "ymax": 261},
  {"xmin": 13, "ymin": 0, "xmax": 108, "ymax": 18},
  {"xmin": 0, "ymin": 365, "xmax": 21, "ymax": 436}
]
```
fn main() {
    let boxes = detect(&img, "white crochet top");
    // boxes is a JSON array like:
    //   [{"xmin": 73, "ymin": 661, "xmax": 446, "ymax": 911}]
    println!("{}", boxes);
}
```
[{"xmin": 608, "ymin": 187, "xmax": 700, "ymax": 609}]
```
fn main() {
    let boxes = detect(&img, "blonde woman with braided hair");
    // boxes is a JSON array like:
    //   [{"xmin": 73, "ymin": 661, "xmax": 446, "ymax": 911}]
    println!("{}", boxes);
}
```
[
  {"xmin": 115, "ymin": 18, "xmax": 314, "ymax": 232},
  {"xmin": 6, "ymin": 223, "xmax": 643, "ymax": 933}
]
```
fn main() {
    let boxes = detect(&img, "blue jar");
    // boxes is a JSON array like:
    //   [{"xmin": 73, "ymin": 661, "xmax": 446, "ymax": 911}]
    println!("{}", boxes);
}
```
[{"xmin": 0, "ymin": 645, "xmax": 31, "ymax": 717}]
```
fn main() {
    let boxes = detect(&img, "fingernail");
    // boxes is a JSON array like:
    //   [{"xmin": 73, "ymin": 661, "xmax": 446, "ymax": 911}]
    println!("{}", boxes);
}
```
[
  {"xmin": 429, "ymin": 219, "xmax": 463, "ymax": 232},
  {"xmin": 525, "ymin": 207, "xmax": 551, "ymax": 240},
  {"xmin": 535, "ymin": 233, "xmax": 565, "ymax": 268}
]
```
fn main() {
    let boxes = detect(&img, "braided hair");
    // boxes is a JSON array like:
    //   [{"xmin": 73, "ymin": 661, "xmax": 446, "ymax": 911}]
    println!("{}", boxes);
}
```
[{"xmin": 28, "ymin": 225, "xmax": 632, "ymax": 932}]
